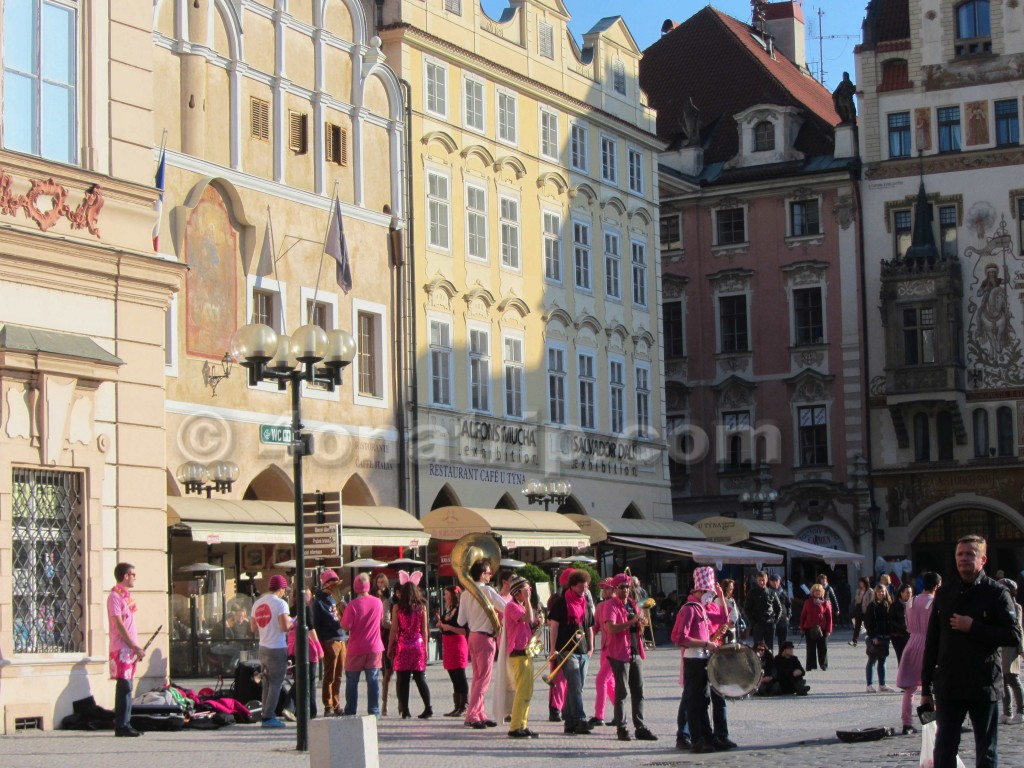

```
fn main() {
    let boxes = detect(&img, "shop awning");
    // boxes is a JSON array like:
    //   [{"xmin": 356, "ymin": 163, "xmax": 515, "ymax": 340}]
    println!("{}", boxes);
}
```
[
  {"xmin": 607, "ymin": 535, "xmax": 783, "ymax": 568},
  {"xmin": 693, "ymin": 516, "xmax": 795, "ymax": 544},
  {"xmin": 167, "ymin": 497, "xmax": 428, "ymax": 548},
  {"xmin": 421, "ymin": 506, "xmax": 589, "ymax": 550},
  {"xmin": 749, "ymin": 535, "xmax": 864, "ymax": 566},
  {"xmin": 565, "ymin": 513, "xmax": 704, "ymax": 543}
]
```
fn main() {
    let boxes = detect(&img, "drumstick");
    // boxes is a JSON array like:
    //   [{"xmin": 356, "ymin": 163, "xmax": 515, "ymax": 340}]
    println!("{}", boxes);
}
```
[{"xmin": 138, "ymin": 624, "xmax": 162, "ymax": 657}]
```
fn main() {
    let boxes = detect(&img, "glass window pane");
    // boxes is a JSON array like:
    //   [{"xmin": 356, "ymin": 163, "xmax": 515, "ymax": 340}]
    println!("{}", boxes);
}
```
[
  {"xmin": 4, "ymin": 1, "xmax": 37, "ymax": 72},
  {"xmin": 41, "ymin": 82, "xmax": 73, "ymax": 162},
  {"xmin": 4, "ymin": 72, "xmax": 36, "ymax": 153},
  {"xmin": 42, "ymin": 3, "xmax": 74, "ymax": 84}
]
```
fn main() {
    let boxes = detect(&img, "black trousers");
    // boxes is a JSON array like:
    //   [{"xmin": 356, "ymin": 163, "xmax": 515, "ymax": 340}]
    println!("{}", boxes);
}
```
[
  {"xmin": 805, "ymin": 633, "xmax": 828, "ymax": 670},
  {"xmin": 396, "ymin": 670, "xmax": 431, "ymax": 715},
  {"xmin": 609, "ymin": 656, "xmax": 646, "ymax": 731},
  {"xmin": 934, "ymin": 697, "xmax": 998, "ymax": 768},
  {"xmin": 447, "ymin": 667, "xmax": 469, "ymax": 695},
  {"xmin": 114, "ymin": 678, "xmax": 134, "ymax": 729}
]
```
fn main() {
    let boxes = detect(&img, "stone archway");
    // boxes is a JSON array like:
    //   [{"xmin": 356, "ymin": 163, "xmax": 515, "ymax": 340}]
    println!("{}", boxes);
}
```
[
  {"xmin": 430, "ymin": 483, "xmax": 460, "ymax": 510},
  {"xmin": 495, "ymin": 492, "xmax": 518, "ymax": 510},
  {"xmin": 909, "ymin": 495, "xmax": 1024, "ymax": 579},
  {"xmin": 556, "ymin": 495, "xmax": 585, "ymax": 516},
  {"xmin": 622, "ymin": 502, "xmax": 644, "ymax": 520},
  {"xmin": 341, "ymin": 473, "xmax": 376, "ymax": 506},
  {"xmin": 242, "ymin": 465, "xmax": 293, "ymax": 501}
]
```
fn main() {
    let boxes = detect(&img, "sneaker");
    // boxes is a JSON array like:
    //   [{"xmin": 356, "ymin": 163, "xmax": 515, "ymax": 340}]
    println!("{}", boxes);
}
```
[
  {"xmin": 902, "ymin": 725, "xmax": 918, "ymax": 735},
  {"xmin": 690, "ymin": 739, "xmax": 716, "ymax": 754},
  {"xmin": 466, "ymin": 720, "xmax": 487, "ymax": 730},
  {"xmin": 261, "ymin": 718, "xmax": 286, "ymax": 729},
  {"xmin": 635, "ymin": 727, "xmax": 659, "ymax": 742},
  {"xmin": 1010, "ymin": 714, "xmax": 1023, "ymax": 725},
  {"xmin": 548, "ymin": 707, "xmax": 562, "ymax": 722},
  {"xmin": 879, "ymin": 685, "xmax": 895, "ymax": 693},
  {"xmin": 711, "ymin": 736, "xmax": 738, "ymax": 751},
  {"xmin": 675, "ymin": 737, "xmax": 692, "ymax": 751},
  {"xmin": 865, "ymin": 685, "xmax": 876, "ymax": 693},
  {"xmin": 617, "ymin": 728, "xmax": 632, "ymax": 742},
  {"xmin": 587, "ymin": 716, "xmax": 605, "ymax": 728},
  {"xmin": 508, "ymin": 729, "xmax": 533, "ymax": 739}
]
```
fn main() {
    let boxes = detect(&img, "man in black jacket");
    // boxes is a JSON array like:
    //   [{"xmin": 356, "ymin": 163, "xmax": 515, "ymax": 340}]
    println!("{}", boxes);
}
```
[
  {"xmin": 744, "ymin": 572, "xmax": 782, "ymax": 652},
  {"xmin": 768, "ymin": 574, "xmax": 791, "ymax": 647},
  {"xmin": 921, "ymin": 535, "xmax": 1022, "ymax": 768},
  {"xmin": 313, "ymin": 570, "xmax": 347, "ymax": 716}
]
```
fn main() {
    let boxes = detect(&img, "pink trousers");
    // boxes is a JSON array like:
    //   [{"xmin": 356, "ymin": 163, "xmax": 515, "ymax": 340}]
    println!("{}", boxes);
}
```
[
  {"xmin": 548, "ymin": 658, "xmax": 566, "ymax": 710},
  {"xmin": 466, "ymin": 632, "xmax": 495, "ymax": 724},
  {"xmin": 593, "ymin": 653, "xmax": 615, "ymax": 720},
  {"xmin": 902, "ymin": 684, "xmax": 919, "ymax": 727}
]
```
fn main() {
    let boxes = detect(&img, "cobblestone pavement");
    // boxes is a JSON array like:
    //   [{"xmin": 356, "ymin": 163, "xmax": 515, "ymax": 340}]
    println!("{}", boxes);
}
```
[{"xmin": 2, "ymin": 638, "xmax": 1022, "ymax": 767}]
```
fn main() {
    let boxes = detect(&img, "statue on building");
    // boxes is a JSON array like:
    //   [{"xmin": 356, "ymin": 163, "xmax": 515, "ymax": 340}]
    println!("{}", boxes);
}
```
[
  {"xmin": 832, "ymin": 72, "xmax": 857, "ymax": 124},
  {"xmin": 678, "ymin": 97, "xmax": 701, "ymax": 148}
]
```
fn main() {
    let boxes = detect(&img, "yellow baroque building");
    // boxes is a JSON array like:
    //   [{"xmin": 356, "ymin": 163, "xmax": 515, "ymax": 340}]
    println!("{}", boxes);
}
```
[{"xmin": 376, "ymin": 1, "xmax": 672, "ymax": 539}]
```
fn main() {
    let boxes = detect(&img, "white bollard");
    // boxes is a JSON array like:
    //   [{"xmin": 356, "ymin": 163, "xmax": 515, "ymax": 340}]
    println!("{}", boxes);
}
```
[{"xmin": 310, "ymin": 715, "xmax": 380, "ymax": 768}]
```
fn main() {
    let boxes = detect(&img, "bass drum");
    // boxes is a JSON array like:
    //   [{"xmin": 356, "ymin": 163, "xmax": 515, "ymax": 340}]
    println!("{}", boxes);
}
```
[{"xmin": 707, "ymin": 642, "xmax": 762, "ymax": 699}]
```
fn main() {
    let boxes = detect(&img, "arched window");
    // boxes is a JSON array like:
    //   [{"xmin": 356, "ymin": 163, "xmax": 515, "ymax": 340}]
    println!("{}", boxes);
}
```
[
  {"xmin": 753, "ymin": 121, "xmax": 774, "ymax": 152},
  {"xmin": 936, "ymin": 411, "xmax": 954, "ymax": 461},
  {"xmin": 973, "ymin": 408, "xmax": 989, "ymax": 458},
  {"xmin": 914, "ymin": 412, "xmax": 931, "ymax": 462},
  {"xmin": 955, "ymin": 0, "xmax": 991, "ymax": 55},
  {"xmin": 997, "ymin": 406, "xmax": 1014, "ymax": 457}
]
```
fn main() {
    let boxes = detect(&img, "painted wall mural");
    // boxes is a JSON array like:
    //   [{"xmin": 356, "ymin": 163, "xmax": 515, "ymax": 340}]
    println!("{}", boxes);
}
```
[
  {"xmin": 185, "ymin": 186, "xmax": 238, "ymax": 360},
  {"xmin": 966, "ymin": 218, "xmax": 1024, "ymax": 385}
]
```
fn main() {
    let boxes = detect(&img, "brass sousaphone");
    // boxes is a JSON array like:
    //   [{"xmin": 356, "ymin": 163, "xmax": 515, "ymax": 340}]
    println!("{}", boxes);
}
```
[{"xmin": 451, "ymin": 532, "xmax": 502, "ymax": 635}]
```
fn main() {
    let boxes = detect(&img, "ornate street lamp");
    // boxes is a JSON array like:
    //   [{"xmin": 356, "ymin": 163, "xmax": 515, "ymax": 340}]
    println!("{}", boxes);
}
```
[
  {"xmin": 522, "ymin": 479, "xmax": 572, "ymax": 511},
  {"xmin": 176, "ymin": 460, "xmax": 239, "ymax": 497},
  {"xmin": 230, "ymin": 321, "xmax": 355, "ymax": 752},
  {"xmin": 739, "ymin": 461, "xmax": 779, "ymax": 520}
]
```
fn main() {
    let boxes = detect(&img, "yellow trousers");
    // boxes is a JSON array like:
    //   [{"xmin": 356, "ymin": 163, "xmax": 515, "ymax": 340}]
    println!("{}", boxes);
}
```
[{"xmin": 508, "ymin": 654, "xmax": 534, "ymax": 731}]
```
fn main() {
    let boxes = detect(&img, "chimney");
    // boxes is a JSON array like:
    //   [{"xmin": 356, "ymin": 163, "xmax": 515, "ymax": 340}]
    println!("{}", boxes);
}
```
[{"xmin": 764, "ymin": 1, "xmax": 806, "ymax": 70}]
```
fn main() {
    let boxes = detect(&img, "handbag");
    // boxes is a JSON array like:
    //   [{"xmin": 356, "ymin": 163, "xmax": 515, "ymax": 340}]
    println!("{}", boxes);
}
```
[
  {"xmin": 807, "ymin": 625, "xmax": 824, "ymax": 640},
  {"xmin": 867, "ymin": 635, "xmax": 890, "ymax": 659}
]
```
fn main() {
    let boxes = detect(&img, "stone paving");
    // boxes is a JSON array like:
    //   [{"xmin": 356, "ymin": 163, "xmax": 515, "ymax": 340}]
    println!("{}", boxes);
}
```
[{"xmin": 2, "ymin": 638, "xmax": 1022, "ymax": 767}]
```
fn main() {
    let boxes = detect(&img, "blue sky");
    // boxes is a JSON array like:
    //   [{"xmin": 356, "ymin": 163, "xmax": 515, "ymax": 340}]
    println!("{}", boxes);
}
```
[{"xmin": 478, "ymin": 1, "xmax": 863, "ymax": 91}]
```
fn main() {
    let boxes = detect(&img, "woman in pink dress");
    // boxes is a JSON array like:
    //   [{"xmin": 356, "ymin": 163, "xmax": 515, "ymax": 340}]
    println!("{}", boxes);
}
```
[
  {"xmin": 387, "ymin": 571, "xmax": 432, "ymax": 719},
  {"xmin": 896, "ymin": 571, "xmax": 941, "ymax": 735},
  {"xmin": 436, "ymin": 585, "xmax": 469, "ymax": 717}
]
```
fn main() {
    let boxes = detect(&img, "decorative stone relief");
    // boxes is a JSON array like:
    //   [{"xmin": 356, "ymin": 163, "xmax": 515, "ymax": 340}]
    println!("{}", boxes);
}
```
[
  {"xmin": 5, "ymin": 385, "xmax": 32, "ymax": 440},
  {"xmin": 0, "ymin": 168, "xmax": 104, "ymax": 237},
  {"xmin": 792, "ymin": 349, "xmax": 826, "ymax": 369},
  {"xmin": 897, "ymin": 280, "xmax": 936, "ymax": 298},
  {"xmin": 424, "ymin": 275, "xmax": 457, "ymax": 311},
  {"xmin": 789, "ymin": 372, "xmax": 832, "ymax": 403},
  {"xmin": 42, "ymin": 375, "xmax": 76, "ymax": 465},
  {"xmin": 68, "ymin": 395, "xmax": 93, "ymax": 445},
  {"xmin": 832, "ymin": 195, "xmax": 857, "ymax": 230},
  {"xmin": 718, "ymin": 356, "xmax": 751, "ymax": 375},
  {"xmin": 663, "ymin": 275, "xmax": 688, "ymax": 299},
  {"xmin": 967, "ymin": 201, "xmax": 997, "ymax": 238},
  {"xmin": 666, "ymin": 360, "xmax": 688, "ymax": 381},
  {"xmin": 716, "ymin": 377, "xmax": 754, "ymax": 409}
]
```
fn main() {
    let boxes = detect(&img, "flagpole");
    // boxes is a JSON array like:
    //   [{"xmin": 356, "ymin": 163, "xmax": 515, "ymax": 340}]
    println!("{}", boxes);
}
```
[
  {"xmin": 158, "ymin": 128, "xmax": 167, "ymax": 158},
  {"xmin": 266, "ymin": 206, "xmax": 288, "ymax": 334},
  {"xmin": 311, "ymin": 181, "xmax": 340, "ymax": 311}
]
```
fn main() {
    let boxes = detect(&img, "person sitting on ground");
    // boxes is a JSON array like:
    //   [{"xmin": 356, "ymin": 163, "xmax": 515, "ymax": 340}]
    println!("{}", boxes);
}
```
[
  {"xmin": 753, "ymin": 642, "xmax": 779, "ymax": 697},
  {"xmin": 773, "ymin": 641, "xmax": 810, "ymax": 696}
]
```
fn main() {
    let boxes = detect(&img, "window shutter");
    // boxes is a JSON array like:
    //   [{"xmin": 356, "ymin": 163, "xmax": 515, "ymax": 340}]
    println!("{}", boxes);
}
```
[
  {"xmin": 250, "ymin": 98, "xmax": 269, "ymax": 140},
  {"xmin": 339, "ymin": 127, "xmax": 348, "ymax": 166},
  {"xmin": 289, "ymin": 111, "xmax": 308, "ymax": 154}
]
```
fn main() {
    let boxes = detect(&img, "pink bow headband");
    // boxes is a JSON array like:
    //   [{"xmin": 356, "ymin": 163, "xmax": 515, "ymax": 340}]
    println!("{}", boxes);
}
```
[{"xmin": 399, "ymin": 570, "xmax": 422, "ymax": 586}]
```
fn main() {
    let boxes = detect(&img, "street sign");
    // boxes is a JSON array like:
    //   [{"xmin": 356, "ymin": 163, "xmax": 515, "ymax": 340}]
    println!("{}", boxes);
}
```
[
  {"xmin": 305, "ymin": 524, "xmax": 339, "ymax": 551},
  {"xmin": 260, "ymin": 424, "xmax": 293, "ymax": 444},
  {"xmin": 304, "ymin": 546, "xmax": 341, "ymax": 559}
]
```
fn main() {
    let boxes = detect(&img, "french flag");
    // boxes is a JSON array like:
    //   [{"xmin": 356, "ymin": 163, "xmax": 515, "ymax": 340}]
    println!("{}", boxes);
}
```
[{"xmin": 153, "ymin": 147, "xmax": 166, "ymax": 251}]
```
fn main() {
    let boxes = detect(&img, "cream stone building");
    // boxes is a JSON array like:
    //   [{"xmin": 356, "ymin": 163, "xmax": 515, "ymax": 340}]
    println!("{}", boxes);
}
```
[
  {"xmin": 374, "ymin": 1, "xmax": 672, "ymax": 566},
  {"xmin": 151, "ymin": 0, "xmax": 416, "ymax": 680},
  {"xmin": 0, "ymin": 2, "xmax": 182, "ymax": 731}
]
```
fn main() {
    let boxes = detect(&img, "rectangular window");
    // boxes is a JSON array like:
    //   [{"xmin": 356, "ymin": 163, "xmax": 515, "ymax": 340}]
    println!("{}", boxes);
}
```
[
  {"xmin": 888, "ymin": 111, "xmax": 911, "ymax": 158},
  {"xmin": 429, "ymin": 319, "xmax": 452, "ymax": 406},
  {"xmin": 469, "ymin": 328, "xmax": 490, "ymax": 412},
  {"xmin": 604, "ymin": 231, "xmax": 620, "ymax": 299},
  {"xmin": 628, "ymin": 147, "xmax": 643, "ymax": 194},
  {"xmin": 503, "ymin": 336, "xmax": 524, "ymax": 419},
  {"xmin": 357, "ymin": 311, "xmax": 381, "ymax": 398},
  {"xmin": 723, "ymin": 410, "xmax": 751, "ymax": 469},
  {"xmin": 601, "ymin": 136, "xmax": 617, "ymax": 183},
  {"xmin": 574, "ymin": 221, "xmax": 592, "ymax": 290},
  {"xmin": 548, "ymin": 347, "xmax": 566, "ymax": 424},
  {"xmin": 903, "ymin": 305, "xmax": 936, "ymax": 365},
  {"xmin": 790, "ymin": 199, "xmax": 820, "ymax": 237},
  {"xmin": 660, "ymin": 214, "xmax": 682, "ymax": 252},
  {"xmin": 425, "ymin": 60, "xmax": 447, "ymax": 116},
  {"xmin": 543, "ymin": 211, "xmax": 561, "ymax": 282},
  {"xmin": 444, "ymin": 0, "xmax": 462, "ymax": 14},
  {"xmin": 253, "ymin": 288, "xmax": 276, "ymax": 328},
  {"xmin": 466, "ymin": 185, "xmax": 487, "ymax": 261},
  {"xmin": 463, "ymin": 77, "xmax": 484, "ymax": 132},
  {"xmin": 663, "ymin": 300, "xmax": 685, "ymax": 358},
  {"xmin": 540, "ymin": 109, "xmax": 559, "ymax": 160},
  {"xmin": 538, "ymin": 20, "xmax": 554, "ymax": 59},
  {"xmin": 719, "ymin": 294, "xmax": 749, "ymax": 353},
  {"xmin": 636, "ymin": 366, "xmax": 651, "ymax": 439},
  {"xmin": 570, "ymin": 122, "xmax": 588, "ymax": 172},
  {"xmin": 498, "ymin": 92, "xmax": 517, "ymax": 144},
  {"xmin": 793, "ymin": 287, "xmax": 824, "ymax": 345},
  {"xmin": 578, "ymin": 353, "xmax": 596, "ymax": 430},
  {"xmin": 250, "ymin": 97, "xmax": 270, "ymax": 141},
  {"xmin": 3, "ymin": 1, "xmax": 77, "ymax": 163},
  {"xmin": 325, "ymin": 123, "xmax": 348, "ymax": 165},
  {"xmin": 955, "ymin": 0, "xmax": 992, "ymax": 55},
  {"xmin": 995, "ymin": 99, "xmax": 1019, "ymax": 146},
  {"xmin": 798, "ymin": 405, "xmax": 829, "ymax": 466},
  {"xmin": 499, "ymin": 196, "xmax": 520, "ymax": 269},
  {"xmin": 612, "ymin": 59, "xmax": 626, "ymax": 95},
  {"xmin": 894, "ymin": 209, "xmax": 912, "ymax": 259},
  {"xmin": 937, "ymin": 106, "xmax": 961, "ymax": 153},
  {"xmin": 1019, "ymin": 198, "xmax": 1024, "ymax": 255},
  {"xmin": 631, "ymin": 241, "xmax": 647, "ymax": 307},
  {"xmin": 12, "ymin": 469, "xmax": 83, "ymax": 653},
  {"xmin": 716, "ymin": 208, "xmax": 746, "ymax": 245},
  {"xmin": 307, "ymin": 299, "xmax": 330, "ymax": 331},
  {"xmin": 939, "ymin": 205, "xmax": 958, "ymax": 259},
  {"xmin": 609, "ymin": 360, "xmax": 624, "ymax": 435},
  {"xmin": 288, "ymin": 111, "xmax": 308, "ymax": 154},
  {"xmin": 427, "ymin": 171, "xmax": 450, "ymax": 249}
]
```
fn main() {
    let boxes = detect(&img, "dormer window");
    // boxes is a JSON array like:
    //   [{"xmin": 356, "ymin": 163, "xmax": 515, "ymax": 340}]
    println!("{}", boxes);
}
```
[
  {"xmin": 753, "ymin": 121, "xmax": 774, "ymax": 152},
  {"xmin": 955, "ymin": 0, "xmax": 991, "ymax": 56}
]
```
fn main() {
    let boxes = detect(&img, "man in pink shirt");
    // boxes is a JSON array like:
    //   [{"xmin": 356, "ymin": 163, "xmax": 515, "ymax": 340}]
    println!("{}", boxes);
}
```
[
  {"xmin": 108, "ymin": 562, "xmax": 145, "ymax": 737},
  {"xmin": 671, "ymin": 566, "xmax": 734, "ymax": 754},
  {"xmin": 340, "ymin": 572, "xmax": 385, "ymax": 716},
  {"xmin": 604, "ymin": 573, "xmax": 656, "ymax": 742},
  {"xmin": 591, "ymin": 578, "xmax": 617, "ymax": 727}
]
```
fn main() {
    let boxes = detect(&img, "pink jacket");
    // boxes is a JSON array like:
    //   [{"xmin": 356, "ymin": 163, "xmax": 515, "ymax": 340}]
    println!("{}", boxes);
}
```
[{"xmin": 340, "ymin": 595, "xmax": 384, "ymax": 655}]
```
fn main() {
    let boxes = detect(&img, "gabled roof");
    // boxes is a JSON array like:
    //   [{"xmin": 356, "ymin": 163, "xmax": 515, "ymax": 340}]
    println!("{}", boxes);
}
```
[
  {"xmin": 584, "ymin": 15, "xmax": 641, "ymax": 55},
  {"xmin": 640, "ymin": 6, "xmax": 839, "ymax": 165},
  {"xmin": 859, "ymin": 0, "xmax": 910, "ymax": 51}
]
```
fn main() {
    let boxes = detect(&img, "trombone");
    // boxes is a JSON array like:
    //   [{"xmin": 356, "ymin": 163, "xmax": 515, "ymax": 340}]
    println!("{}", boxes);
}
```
[
  {"xmin": 623, "ymin": 566, "xmax": 657, "ymax": 649},
  {"xmin": 537, "ymin": 629, "xmax": 585, "ymax": 685}
]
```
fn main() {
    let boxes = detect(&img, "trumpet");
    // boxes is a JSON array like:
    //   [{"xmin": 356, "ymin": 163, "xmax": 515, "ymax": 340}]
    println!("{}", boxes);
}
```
[
  {"xmin": 624, "ymin": 567, "xmax": 657, "ymax": 648},
  {"xmin": 540, "ymin": 629, "xmax": 584, "ymax": 685}
]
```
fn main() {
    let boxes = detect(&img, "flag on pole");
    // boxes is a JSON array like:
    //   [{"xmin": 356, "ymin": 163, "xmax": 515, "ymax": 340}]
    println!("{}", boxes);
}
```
[
  {"xmin": 325, "ymin": 197, "xmax": 353, "ymax": 294},
  {"xmin": 152, "ymin": 146, "xmax": 166, "ymax": 251},
  {"xmin": 255, "ymin": 221, "xmax": 274, "ymax": 276}
]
